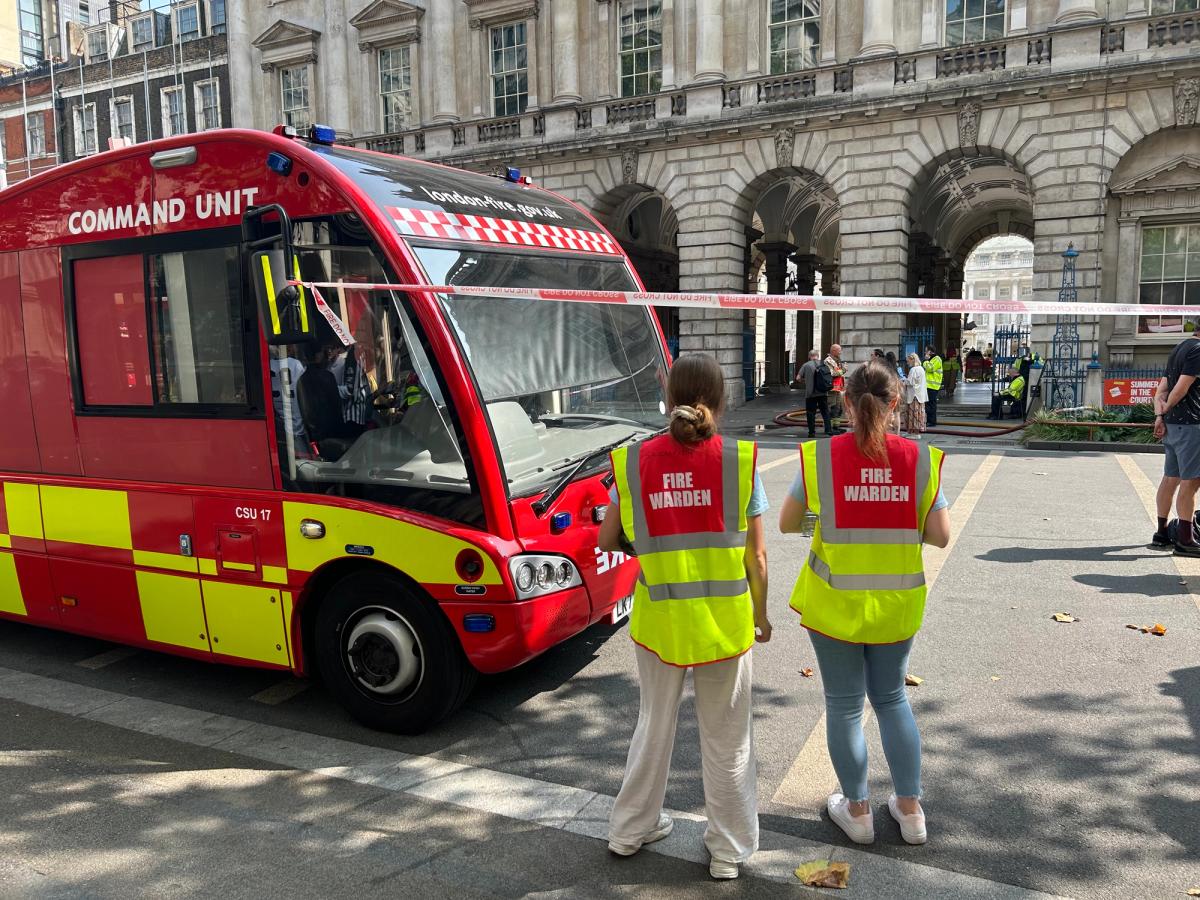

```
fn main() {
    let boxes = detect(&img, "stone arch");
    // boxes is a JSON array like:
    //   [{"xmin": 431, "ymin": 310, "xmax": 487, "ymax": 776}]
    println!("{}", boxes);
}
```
[{"xmin": 593, "ymin": 181, "xmax": 682, "ymax": 354}]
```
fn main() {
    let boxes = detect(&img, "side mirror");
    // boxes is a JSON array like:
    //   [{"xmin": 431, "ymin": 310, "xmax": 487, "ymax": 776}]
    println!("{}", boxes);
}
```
[{"xmin": 251, "ymin": 249, "xmax": 316, "ymax": 345}]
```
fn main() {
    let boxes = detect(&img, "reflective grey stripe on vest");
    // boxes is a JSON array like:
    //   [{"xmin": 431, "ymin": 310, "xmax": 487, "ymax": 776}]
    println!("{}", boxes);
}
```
[
  {"xmin": 639, "ymin": 575, "xmax": 750, "ymax": 601},
  {"xmin": 814, "ymin": 440, "xmax": 930, "ymax": 545},
  {"xmin": 624, "ymin": 436, "xmax": 747, "ymax": 556},
  {"xmin": 807, "ymin": 552, "xmax": 926, "ymax": 591}
]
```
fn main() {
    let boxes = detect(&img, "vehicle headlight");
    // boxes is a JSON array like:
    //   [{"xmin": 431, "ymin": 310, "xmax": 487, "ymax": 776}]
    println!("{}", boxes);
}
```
[
  {"xmin": 508, "ymin": 554, "xmax": 582, "ymax": 600},
  {"xmin": 515, "ymin": 562, "xmax": 535, "ymax": 593}
]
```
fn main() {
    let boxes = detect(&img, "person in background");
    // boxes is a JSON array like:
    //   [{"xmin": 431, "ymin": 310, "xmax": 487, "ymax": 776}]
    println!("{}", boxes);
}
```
[
  {"xmin": 922, "ymin": 345, "xmax": 943, "ymax": 428},
  {"xmin": 601, "ymin": 353, "xmax": 770, "ymax": 881},
  {"xmin": 825, "ymin": 344, "xmax": 847, "ymax": 428},
  {"xmin": 943, "ymin": 348, "xmax": 960, "ymax": 397},
  {"xmin": 799, "ymin": 349, "xmax": 837, "ymax": 438},
  {"xmin": 779, "ymin": 362, "xmax": 950, "ymax": 848},
  {"xmin": 987, "ymin": 366, "xmax": 1026, "ymax": 420},
  {"xmin": 1151, "ymin": 328, "xmax": 1200, "ymax": 556},
  {"xmin": 885, "ymin": 352, "xmax": 904, "ymax": 434},
  {"xmin": 904, "ymin": 352, "xmax": 928, "ymax": 437}
]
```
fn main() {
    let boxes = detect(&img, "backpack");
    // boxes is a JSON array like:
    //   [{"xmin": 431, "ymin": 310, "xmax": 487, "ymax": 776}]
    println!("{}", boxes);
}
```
[{"xmin": 813, "ymin": 363, "xmax": 834, "ymax": 394}]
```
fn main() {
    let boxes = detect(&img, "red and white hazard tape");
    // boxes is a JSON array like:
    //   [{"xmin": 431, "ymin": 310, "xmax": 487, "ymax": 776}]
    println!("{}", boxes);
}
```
[{"xmin": 294, "ymin": 280, "xmax": 1198, "ymax": 319}]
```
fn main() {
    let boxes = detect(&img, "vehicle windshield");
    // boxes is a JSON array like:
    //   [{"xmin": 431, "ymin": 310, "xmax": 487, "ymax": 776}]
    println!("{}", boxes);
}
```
[{"xmin": 414, "ymin": 245, "xmax": 668, "ymax": 495}]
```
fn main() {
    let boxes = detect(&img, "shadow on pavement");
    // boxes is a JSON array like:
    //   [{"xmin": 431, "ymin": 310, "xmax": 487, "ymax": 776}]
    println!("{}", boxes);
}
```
[
  {"xmin": 975, "ymin": 545, "xmax": 1163, "ymax": 564},
  {"xmin": 1150, "ymin": 666, "xmax": 1200, "ymax": 858},
  {"xmin": 1072, "ymin": 573, "xmax": 1192, "ymax": 596}
]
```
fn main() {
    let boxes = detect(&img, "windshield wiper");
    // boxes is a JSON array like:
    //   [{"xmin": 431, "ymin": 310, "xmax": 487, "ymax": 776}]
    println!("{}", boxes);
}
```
[
  {"xmin": 539, "ymin": 413, "xmax": 658, "ymax": 430},
  {"xmin": 531, "ymin": 430, "xmax": 656, "ymax": 517}
]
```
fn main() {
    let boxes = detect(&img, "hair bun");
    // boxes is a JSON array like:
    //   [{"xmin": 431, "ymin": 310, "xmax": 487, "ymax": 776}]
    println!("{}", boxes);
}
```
[{"xmin": 670, "ymin": 405, "xmax": 701, "ymax": 424}]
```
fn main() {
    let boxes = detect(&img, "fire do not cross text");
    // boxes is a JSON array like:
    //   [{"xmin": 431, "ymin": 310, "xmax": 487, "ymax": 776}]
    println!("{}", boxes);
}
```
[{"xmin": 66, "ymin": 187, "xmax": 262, "ymax": 236}]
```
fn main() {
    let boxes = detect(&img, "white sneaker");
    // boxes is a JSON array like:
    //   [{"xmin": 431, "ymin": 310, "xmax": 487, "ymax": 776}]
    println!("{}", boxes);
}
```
[
  {"xmin": 827, "ymin": 793, "xmax": 875, "ymax": 845},
  {"xmin": 607, "ymin": 813, "xmax": 674, "ymax": 856},
  {"xmin": 709, "ymin": 859, "xmax": 739, "ymax": 880},
  {"xmin": 888, "ymin": 794, "xmax": 927, "ymax": 845}
]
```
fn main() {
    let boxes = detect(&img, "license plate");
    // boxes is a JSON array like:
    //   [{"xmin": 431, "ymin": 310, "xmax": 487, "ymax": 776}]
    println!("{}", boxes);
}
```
[{"xmin": 610, "ymin": 593, "xmax": 633, "ymax": 624}]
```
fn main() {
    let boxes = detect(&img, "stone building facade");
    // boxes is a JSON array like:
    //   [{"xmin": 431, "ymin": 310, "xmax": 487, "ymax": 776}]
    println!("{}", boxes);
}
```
[
  {"xmin": 230, "ymin": 0, "xmax": 1200, "ymax": 405},
  {"xmin": 962, "ymin": 235, "xmax": 1034, "ymax": 351}
]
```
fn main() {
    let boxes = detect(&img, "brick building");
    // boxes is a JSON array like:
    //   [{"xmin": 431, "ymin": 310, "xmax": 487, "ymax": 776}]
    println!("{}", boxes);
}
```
[
  {"xmin": 230, "ymin": 0, "xmax": 1200, "ymax": 405},
  {"xmin": 0, "ymin": 1, "xmax": 228, "ymax": 189}
]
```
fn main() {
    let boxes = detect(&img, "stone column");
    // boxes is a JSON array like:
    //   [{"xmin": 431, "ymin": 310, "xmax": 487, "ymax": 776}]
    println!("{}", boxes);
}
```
[
  {"xmin": 859, "ymin": 0, "xmax": 897, "ymax": 57},
  {"xmin": 760, "ymin": 241, "xmax": 796, "ymax": 387},
  {"xmin": 694, "ymin": 0, "xmax": 725, "ymax": 82},
  {"xmin": 820, "ymin": 263, "xmax": 840, "ymax": 356},
  {"xmin": 430, "ymin": 0, "xmax": 458, "ymax": 121},
  {"xmin": 551, "ymin": 1, "xmax": 579, "ymax": 101},
  {"xmin": 227, "ymin": 0, "xmax": 254, "ymax": 127},
  {"xmin": 323, "ymin": 0, "xmax": 351, "ymax": 136},
  {"xmin": 1056, "ymin": 0, "xmax": 1100, "ymax": 24},
  {"xmin": 792, "ymin": 253, "xmax": 820, "ymax": 360}
]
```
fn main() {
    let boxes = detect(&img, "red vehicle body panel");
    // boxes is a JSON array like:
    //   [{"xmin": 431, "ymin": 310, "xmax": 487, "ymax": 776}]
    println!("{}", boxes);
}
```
[{"xmin": 0, "ymin": 128, "xmax": 664, "ymax": 680}]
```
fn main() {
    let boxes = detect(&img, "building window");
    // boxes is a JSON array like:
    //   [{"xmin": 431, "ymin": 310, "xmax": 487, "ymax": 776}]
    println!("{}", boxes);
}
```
[
  {"xmin": 86, "ymin": 28, "xmax": 108, "ymax": 62},
  {"xmin": 112, "ymin": 97, "xmax": 135, "ymax": 143},
  {"xmin": 1139, "ymin": 224, "xmax": 1200, "ymax": 335},
  {"xmin": 945, "ymin": 0, "xmax": 1005, "ymax": 45},
  {"xmin": 976, "ymin": 286, "xmax": 991, "ymax": 299},
  {"xmin": 194, "ymin": 79, "xmax": 220, "ymax": 130},
  {"xmin": 74, "ymin": 103, "xmax": 97, "ymax": 156},
  {"xmin": 1151, "ymin": 0, "xmax": 1196, "ymax": 10},
  {"xmin": 769, "ymin": 0, "xmax": 820, "ymax": 73},
  {"xmin": 1021, "ymin": 284, "xmax": 1032, "ymax": 297},
  {"xmin": 131, "ymin": 16, "xmax": 154, "ymax": 51},
  {"xmin": 25, "ymin": 112, "xmax": 45, "ymax": 156},
  {"xmin": 379, "ymin": 46, "xmax": 414, "ymax": 133},
  {"xmin": 490, "ymin": 23, "xmax": 528, "ymax": 117},
  {"xmin": 161, "ymin": 85, "xmax": 186, "ymax": 137},
  {"xmin": 280, "ymin": 65, "xmax": 310, "ymax": 131},
  {"xmin": 175, "ymin": 3, "xmax": 200, "ymax": 42},
  {"xmin": 618, "ymin": 0, "xmax": 663, "ymax": 97},
  {"xmin": 19, "ymin": 0, "xmax": 45, "ymax": 67},
  {"xmin": 209, "ymin": 0, "xmax": 226, "ymax": 35},
  {"xmin": 78, "ymin": 1, "xmax": 90, "ymax": 25}
]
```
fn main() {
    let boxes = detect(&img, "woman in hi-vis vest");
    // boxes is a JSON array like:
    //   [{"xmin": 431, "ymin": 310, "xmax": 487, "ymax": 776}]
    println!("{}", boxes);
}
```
[
  {"xmin": 779, "ymin": 361, "xmax": 952, "ymax": 847},
  {"xmin": 598, "ymin": 354, "xmax": 770, "ymax": 881}
]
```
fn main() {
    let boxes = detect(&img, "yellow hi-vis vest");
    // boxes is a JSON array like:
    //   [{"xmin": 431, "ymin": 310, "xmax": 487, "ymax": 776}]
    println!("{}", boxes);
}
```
[
  {"xmin": 612, "ymin": 434, "xmax": 757, "ymax": 667},
  {"xmin": 923, "ymin": 355, "xmax": 944, "ymax": 391},
  {"xmin": 789, "ymin": 434, "xmax": 944, "ymax": 644}
]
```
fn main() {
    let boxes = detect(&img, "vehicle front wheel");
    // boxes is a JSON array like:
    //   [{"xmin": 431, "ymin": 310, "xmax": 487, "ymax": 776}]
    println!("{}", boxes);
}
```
[{"xmin": 315, "ymin": 571, "xmax": 477, "ymax": 734}]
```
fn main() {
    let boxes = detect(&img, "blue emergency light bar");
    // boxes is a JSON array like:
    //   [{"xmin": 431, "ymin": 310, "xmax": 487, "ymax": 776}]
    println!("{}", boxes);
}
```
[
  {"xmin": 462, "ymin": 614, "xmax": 496, "ymax": 633},
  {"xmin": 309, "ymin": 124, "xmax": 337, "ymax": 145},
  {"xmin": 266, "ymin": 151, "xmax": 293, "ymax": 176},
  {"xmin": 550, "ymin": 512, "xmax": 572, "ymax": 533}
]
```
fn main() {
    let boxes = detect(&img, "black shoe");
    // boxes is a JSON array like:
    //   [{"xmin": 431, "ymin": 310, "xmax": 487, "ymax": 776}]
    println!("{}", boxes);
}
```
[
  {"xmin": 831, "ymin": 427, "xmax": 846, "ymax": 434},
  {"xmin": 1151, "ymin": 530, "xmax": 1172, "ymax": 548},
  {"xmin": 1174, "ymin": 541, "xmax": 1200, "ymax": 558},
  {"xmin": 808, "ymin": 431, "xmax": 816, "ymax": 438}
]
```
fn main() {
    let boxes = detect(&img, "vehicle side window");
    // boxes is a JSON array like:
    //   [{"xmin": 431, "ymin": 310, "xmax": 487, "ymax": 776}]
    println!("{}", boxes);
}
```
[
  {"xmin": 69, "ymin": 233, "xmax": 260, "ymax": 418},
  {"xmin": 149, "ymin": 247, "xmax": 247, "ymax": 406}
]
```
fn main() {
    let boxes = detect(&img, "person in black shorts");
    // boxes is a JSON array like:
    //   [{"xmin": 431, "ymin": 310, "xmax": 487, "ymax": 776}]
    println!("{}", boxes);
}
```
[{"xmin": 1152, "ymin": 329, "xmax": 1200, "ymax": 556}]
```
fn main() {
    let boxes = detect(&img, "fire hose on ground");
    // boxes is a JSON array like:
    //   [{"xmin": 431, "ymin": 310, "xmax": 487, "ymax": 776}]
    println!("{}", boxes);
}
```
[{"xmin": 770, "ymin": 410, "xmax": 1031, "ymax": 438}]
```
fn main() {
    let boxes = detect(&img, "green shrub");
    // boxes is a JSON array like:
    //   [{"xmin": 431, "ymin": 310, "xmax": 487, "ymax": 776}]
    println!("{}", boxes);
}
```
[{"xmin": 1022, "ymin": 404, "xmax": 1157, "ymax": 444}]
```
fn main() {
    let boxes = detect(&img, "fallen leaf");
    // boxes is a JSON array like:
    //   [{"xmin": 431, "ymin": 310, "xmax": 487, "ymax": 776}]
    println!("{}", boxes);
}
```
[
  {"xmin": 1180, "ymin": 581, "xmax": 1188, "ymax": 586},
  {"xmin": 1035, "ymin": 472, "xmax": 1048, "ymax": 476},
  {"xmin": 1150, "ymin": 623, "xmax": 1167, "ymax": 636},
  {"xmin": 1126, "ymin": 624, "xmax": 1140, "ymax": 630},
  {"xmin": 990, "ymin": 676, "xmax": 1001, "ymax": 681},
  {"xmin": 795, "ymin": 860, "xmax": 850, "ymax": 889},
  {"xmin": 1140, "ymin": 626, "xmax": 1151, "ymax": 634},
  {"xmin": 905, "ymin": 673, "xmax": 924, "ymax": 686},
  {"xmin": 800, "ymin": 667, "xmax": 815, "ymax": 678},
  {"xmin": 1010, "ymin": 605, "xmax": 1019, "ymax": 609},
  {"xmin": 1051, "ymin": 613, "xmax": 1078, "ymax": 623},
  {"xmin": 1185, "ymin": 888, "xmax": 1200, "ymax": 896}
]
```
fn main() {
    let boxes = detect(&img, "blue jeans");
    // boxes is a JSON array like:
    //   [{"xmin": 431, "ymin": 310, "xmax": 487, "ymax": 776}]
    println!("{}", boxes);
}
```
[{"xmin": 807, "ymin": 630, "xmax": 922, "ymax": 802}]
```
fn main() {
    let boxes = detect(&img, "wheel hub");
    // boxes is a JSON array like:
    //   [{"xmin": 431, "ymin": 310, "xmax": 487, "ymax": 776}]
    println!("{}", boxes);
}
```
[{"xmin": 345, "ymin": 611, "xmax": 421, "ymax": 696}]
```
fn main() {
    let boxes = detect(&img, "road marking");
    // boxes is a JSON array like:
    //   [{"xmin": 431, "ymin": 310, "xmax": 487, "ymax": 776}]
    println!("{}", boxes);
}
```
[
  {"xmin": 1115, "ymin": 454, "xmax": 1200, "ymax": 613},
  {"xmin": 759, "ymin": 452, "xmax": 798, "ymax": 472},
  {"xmin": 772, "ymin": 452, "xmax": 1003, "ymax": 811},
  {"xmin": 0, "ymin": 665, "xmax": 1065, "ymax": 898},
  {"xmin": 75, "ymin": 647, "xmax": 140, "ymax": 670},
  {"xmin": 251, "ymin": 679, "xmax": 311, "ymax": 705}
]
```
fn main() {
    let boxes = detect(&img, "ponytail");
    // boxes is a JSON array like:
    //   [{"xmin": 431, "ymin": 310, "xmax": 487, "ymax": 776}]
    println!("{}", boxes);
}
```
[
  {"xmin": 669, "ymin": 403, "xmax": 717, "ymax": 444},
  {"xmin": 667, "ymin": 354, "xmax": 726, "ymax": 445},
  {"xmin": 845, "ymin": 360, "xmax": 901, "ymax": 463}
]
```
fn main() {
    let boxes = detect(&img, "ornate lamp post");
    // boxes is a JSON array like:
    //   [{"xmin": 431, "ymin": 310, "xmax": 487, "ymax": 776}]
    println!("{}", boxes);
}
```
[{"xmin": 1046, "ymin": 244, "xmax": 1082, "ymax": 409}]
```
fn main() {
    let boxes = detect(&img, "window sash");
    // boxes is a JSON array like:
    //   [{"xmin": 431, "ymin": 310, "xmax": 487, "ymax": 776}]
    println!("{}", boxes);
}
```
[
  {"xmin": 281, "ymin": 66, "xmax": 310, "ymax": 130},
  {"xmin": 113, "ymin": 99, "xmax": 135, "ymax": 140},
  {"xmin": 618, "ymin": 0, "xmax": 663, "ymax": 97},
  {"xmin": 489, "ymin": 23, "xmax": 528, "ymax": 117},
  {"xmin": 945, "ymin": 0, "xmax": 1005, "ymax": 45},
  {"xmin": 768, "ymin": 0, "xmax": 821, "ymax": 73},
  {"xmin": 76, "ymin": 105, "xmax": 97, "ymax": 155},
  {"xmin": 163, "ymin": 87, "xmax": 186, "ymax": 136},
  {"xmin": 379, "ymin": 46, "xmax": 413, "ymax": 133},
  {"xmin": 176, "ymin": 4, "xmax": 200, "ymax": 40},
  {"xmin": 1138, "ymin": 223, "xmax": 1200, "ymax": 334},
  {"xmin": 132, "ymin": 17, "xmax": 153, "ymax": 48},
  {"xmin": 25, "ymin": 112, "xmax": 44, "ymax": 156}
]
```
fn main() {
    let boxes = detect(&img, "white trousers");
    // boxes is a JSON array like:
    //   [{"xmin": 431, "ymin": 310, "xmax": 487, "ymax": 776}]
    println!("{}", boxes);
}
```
[{"xmin": 608, "ymin": 644, "xmax": 759, "ymax": 863}]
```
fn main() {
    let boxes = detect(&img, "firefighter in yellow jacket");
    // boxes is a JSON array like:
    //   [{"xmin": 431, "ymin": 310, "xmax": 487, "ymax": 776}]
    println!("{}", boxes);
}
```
[
  {"xmin": 599, "ymin": 353, "xmax": 770, "ymax": 881},
  {"xmin": 779, "ymin": 360, "xmax": 952, "ymax": 848}
]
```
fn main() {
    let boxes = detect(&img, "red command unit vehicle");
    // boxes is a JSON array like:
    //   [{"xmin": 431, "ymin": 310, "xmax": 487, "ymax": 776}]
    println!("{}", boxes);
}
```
[{"xmin": 0, "ymin": 126, "xmax": 668, "ymax": 733}]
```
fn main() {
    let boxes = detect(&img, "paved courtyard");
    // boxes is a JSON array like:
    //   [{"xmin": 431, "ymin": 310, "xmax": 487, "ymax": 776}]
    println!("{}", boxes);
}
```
[{"xmin": 0, "ymin": 445, "xmax": 1196, "ymax": 899}]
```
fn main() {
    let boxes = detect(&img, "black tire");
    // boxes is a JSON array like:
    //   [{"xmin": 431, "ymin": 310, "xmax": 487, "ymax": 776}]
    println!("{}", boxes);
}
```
[{"xmin": 314, "ymin": 570, "xmax": 477, "ymax": 734}]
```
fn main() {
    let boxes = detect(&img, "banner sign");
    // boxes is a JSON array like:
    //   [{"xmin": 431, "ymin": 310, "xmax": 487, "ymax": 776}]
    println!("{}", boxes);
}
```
[{"xmin": 1103, "ymin": 378, "xmax": 1159, "ymax": 405}]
